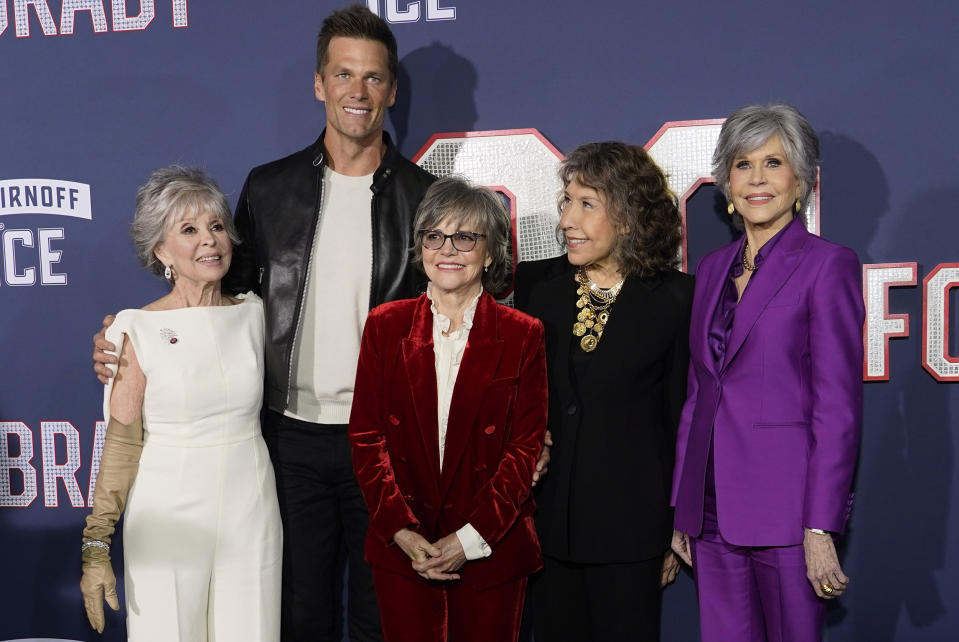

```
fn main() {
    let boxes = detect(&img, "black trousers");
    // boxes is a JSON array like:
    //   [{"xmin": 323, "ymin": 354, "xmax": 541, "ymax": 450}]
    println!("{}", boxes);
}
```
[
  {"xmin": 531, "ymin": 554, "xmax": 663, "ymax": 642},
  {"xmin": 263, "ymin": 410, "xmax": 382, "ymax": 642}
]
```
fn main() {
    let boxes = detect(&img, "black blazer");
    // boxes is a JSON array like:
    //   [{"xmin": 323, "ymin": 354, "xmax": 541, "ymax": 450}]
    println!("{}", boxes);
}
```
[{"xmin": 514, "ymin": 256, "xmax": 693, "ymax": 563}]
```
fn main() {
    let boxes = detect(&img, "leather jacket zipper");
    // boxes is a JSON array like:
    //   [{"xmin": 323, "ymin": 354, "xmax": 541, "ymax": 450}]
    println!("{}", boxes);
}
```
[
  {"xmin": 369, "ymin": 194, "xmax": 377, "ymax": 309},
  {"xmin": 285, "ymin": 152, "xmax": 325, "ymax": 406},
  {"xmin": 369, "ymin": 167, "xmax": 391, "ymax": 309}
]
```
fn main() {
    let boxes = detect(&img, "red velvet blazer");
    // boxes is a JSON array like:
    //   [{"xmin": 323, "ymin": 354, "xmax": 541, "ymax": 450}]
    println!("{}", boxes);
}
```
[{"xmin": 349, "ymin": 292, "xmax": 547, "ymax": 590}]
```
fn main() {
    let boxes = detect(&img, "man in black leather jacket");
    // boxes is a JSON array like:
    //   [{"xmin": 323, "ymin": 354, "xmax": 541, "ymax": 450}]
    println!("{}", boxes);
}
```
[
  {"xmin": 225, "ymin": 130, "xmax": 434, "ymax": 415},
  {"xmin": 225, "ymin": 8, "xmax": 434, "ymax": 642}
]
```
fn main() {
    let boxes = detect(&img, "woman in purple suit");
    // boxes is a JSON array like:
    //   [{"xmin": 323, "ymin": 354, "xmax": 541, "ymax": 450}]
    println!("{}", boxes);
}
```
[{"xmin": 670, "ymin": 103, "xmax": 864, "ymax": 642}]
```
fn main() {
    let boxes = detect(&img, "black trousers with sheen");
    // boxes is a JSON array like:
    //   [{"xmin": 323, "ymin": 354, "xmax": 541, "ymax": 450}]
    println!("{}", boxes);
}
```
[
  {"xmin": 263, "ymin": 410, "xmax": 382, "ymax": 642},
  {"xmin": 531, "ymin": 554, "xmax": 663, "ymax": 642}
]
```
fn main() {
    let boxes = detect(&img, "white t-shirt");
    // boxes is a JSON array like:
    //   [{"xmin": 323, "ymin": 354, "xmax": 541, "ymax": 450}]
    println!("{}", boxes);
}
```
[{"xmin": 288, "ymin": 167, "xmax": 373, "ymax": 424}]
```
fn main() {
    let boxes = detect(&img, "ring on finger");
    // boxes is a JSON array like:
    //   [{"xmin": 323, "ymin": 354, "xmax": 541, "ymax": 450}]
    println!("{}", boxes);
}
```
[{"xmin": 821, "ymin": 583, "xmax": 835, "ymax": 595}]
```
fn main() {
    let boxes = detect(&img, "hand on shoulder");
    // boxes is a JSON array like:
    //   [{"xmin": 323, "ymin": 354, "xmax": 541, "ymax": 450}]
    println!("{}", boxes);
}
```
[{"xmin": 93, "ymin": 314, "xmax": 118, "ymax": 384}]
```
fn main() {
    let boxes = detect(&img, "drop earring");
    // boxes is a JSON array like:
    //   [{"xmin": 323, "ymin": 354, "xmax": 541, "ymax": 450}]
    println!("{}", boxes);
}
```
[
  {"xmin": 727, "ymin": 202, "xmax": 735, "ymax": 215},
  {"xmin": 164, "ymin": 265, "xmax": 172, "ymax": 280},
  {"xmin": 794, "ymin": 198, "xmax": 801, "ymax": 213}
]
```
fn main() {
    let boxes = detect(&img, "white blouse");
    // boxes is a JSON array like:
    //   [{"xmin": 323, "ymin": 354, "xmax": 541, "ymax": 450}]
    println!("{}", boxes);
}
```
[{"xmin": 427, "ymin": 284, "xmax": 491, "ymax": 561}]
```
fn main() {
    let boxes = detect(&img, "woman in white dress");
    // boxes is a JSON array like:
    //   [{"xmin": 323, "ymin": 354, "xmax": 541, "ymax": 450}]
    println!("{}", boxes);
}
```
[{"xmin": 79, "ymin": 166, "xmax": 281, "ymax": 641}]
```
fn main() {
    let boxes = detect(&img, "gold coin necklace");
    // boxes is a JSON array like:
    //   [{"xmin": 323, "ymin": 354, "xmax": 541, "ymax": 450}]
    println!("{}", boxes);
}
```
[{"xmin": 573, "ymin": 266, "xmax": 625, "ymax": 352}]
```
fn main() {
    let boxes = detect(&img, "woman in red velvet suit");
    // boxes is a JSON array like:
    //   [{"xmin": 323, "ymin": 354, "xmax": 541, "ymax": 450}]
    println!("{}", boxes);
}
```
[{"xmin": 349, "ymin": 176, "xmax": 548, "ymax": 642}]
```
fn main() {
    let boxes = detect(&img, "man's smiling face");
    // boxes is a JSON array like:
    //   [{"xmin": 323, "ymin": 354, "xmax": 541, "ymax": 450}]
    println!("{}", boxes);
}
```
[{"xmin": 314, "ymin": 36, "xmax": 396, "ymax": 148}]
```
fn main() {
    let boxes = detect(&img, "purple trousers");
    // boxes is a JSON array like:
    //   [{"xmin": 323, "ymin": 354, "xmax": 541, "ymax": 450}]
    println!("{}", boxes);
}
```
[
  {"xmin": 691, "ymin": 535, "xmax": 825, "ymax": 642},
  {"xmin": 691, "ymin": 463, "xmax": 825, "ymax": 642}
]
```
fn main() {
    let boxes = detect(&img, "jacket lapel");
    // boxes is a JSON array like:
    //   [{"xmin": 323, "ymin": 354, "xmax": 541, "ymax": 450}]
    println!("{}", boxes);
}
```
[
  {"xmin": 401, "ymin": 296, "xmax": 442, "ymax": 485},
  {"xmin": 439, "ymin": 293, "xmax": 504, "ymax": 498},
  {"xmin": 722, "ymin": 222, "xmax": 809, "ymax": 372},
  {"xmin": 548, "ymin": 261, "xmax": 579, "ymax": 402}
]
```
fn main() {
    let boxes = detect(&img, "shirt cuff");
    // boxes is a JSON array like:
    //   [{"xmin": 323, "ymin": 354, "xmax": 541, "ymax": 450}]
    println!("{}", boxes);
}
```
[{"xmin": 456, "ymin": 523, "xmax": 492, "ymax": 560}]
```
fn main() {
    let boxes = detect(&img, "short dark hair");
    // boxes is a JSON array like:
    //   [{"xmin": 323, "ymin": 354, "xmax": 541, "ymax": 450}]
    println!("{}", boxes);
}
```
[
  {"xmin": 558, "ymin": 142, "xmax": 681, "ymax": 277},
  {"xmin": 411, "ymin": 176, "xmax": 512, "ymax": 295},
  {"xmin": 316, "ymin": 5, "xmax": 398, "ymax": 83}
]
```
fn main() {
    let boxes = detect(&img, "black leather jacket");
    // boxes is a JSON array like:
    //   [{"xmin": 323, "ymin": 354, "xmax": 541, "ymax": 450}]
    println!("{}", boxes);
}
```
[{"xmin": 225, "ymin": 131, "xmax": 436, "ymax": 414}]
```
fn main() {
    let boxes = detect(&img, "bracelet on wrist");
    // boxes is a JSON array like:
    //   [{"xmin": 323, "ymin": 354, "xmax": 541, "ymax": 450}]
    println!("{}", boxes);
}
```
[
  {"xmin": 81, "ymin": 540, "xmax": 110, "ymax": 553},
  {"xmin": 806, "ymin": 527, "xmax": 828, "ymax": 535}
]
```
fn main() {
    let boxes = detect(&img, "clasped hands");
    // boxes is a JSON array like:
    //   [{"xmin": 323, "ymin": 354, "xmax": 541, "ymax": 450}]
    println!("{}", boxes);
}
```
[{"xmin": 394, "ymin": 528, "xmax": 468, "ymax": 581}]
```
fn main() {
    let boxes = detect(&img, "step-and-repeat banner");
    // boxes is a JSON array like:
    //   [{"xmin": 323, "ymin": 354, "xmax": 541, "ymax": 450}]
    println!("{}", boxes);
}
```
[{"xmin": 2, "ymin": 1, "xmax": 957, "ymax": 640}]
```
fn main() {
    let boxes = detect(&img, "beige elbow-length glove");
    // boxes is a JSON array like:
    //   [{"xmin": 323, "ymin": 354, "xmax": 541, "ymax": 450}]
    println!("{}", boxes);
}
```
[{"xmin": 80, "ymin": 415, "xmax": 142, "ymax": 633}]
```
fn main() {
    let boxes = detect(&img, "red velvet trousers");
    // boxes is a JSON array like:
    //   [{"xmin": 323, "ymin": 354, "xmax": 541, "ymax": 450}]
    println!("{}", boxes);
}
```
[{"xmin": 372, "ymin": 568, "xmax": 527, "ymax": 642}]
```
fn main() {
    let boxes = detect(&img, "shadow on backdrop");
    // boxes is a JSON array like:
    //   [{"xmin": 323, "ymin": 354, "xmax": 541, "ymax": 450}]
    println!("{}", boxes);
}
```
[
  {"xmin": 391, "ymin": 42, "xmax": 479, "ymax": 157},
  {"xmin": 683, "ymin": 184, "xmax": 741, "ymax": 272},
  {"xmin": 819, "ymin": 132, "xmax": 953, "ymax": 640}
]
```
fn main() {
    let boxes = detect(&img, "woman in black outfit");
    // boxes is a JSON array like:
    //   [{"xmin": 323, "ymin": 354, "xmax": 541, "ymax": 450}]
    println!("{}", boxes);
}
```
[{"xmin": 515, "ymin": 141, "xmax": 692, "ymax": 641}]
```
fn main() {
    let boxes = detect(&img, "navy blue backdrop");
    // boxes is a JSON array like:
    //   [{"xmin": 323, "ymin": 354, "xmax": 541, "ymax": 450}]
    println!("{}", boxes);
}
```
[{"xmin": 1, "ymin": 1, "xmax": 957, "ymax": 640}]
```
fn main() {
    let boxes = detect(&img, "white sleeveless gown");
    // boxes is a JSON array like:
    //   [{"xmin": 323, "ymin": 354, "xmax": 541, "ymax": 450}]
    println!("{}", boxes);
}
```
[{"xmin": 102, "ymin": 293, "xmax": 281, "ymax": 641}]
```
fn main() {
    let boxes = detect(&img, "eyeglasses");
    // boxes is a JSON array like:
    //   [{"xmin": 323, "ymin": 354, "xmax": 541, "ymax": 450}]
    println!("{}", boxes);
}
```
[{"xmin": 418, "ymin": 229, "xmax": 486, "ymax": 252}]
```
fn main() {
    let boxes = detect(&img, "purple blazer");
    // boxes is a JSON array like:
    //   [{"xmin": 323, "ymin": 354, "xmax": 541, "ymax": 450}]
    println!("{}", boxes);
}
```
[{"xmin": 671, "ymin": 220, "xmax": 864, "ymax": 547}]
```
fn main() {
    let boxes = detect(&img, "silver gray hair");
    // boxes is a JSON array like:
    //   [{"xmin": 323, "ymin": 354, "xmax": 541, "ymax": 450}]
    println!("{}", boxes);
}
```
[
  {"xmin": 712, "ymin": 102, "xmax": 820, "ymax": 213},
  {"xmin": 131, "ymin": 166, "xmax": 239, "ymax": 278},
  {"xmin": 411, "ymin": 176, "xmax": 512, "ymax": 295}
]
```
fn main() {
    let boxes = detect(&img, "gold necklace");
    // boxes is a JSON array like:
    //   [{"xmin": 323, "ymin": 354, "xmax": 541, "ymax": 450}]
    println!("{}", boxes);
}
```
[
  {"xmin": 742, "ymin": 241, "xmax": 756, "ymax": 272},
  {"xmin": 572, "ymin": 267, "xmax": 625, "ymax": 352}
]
